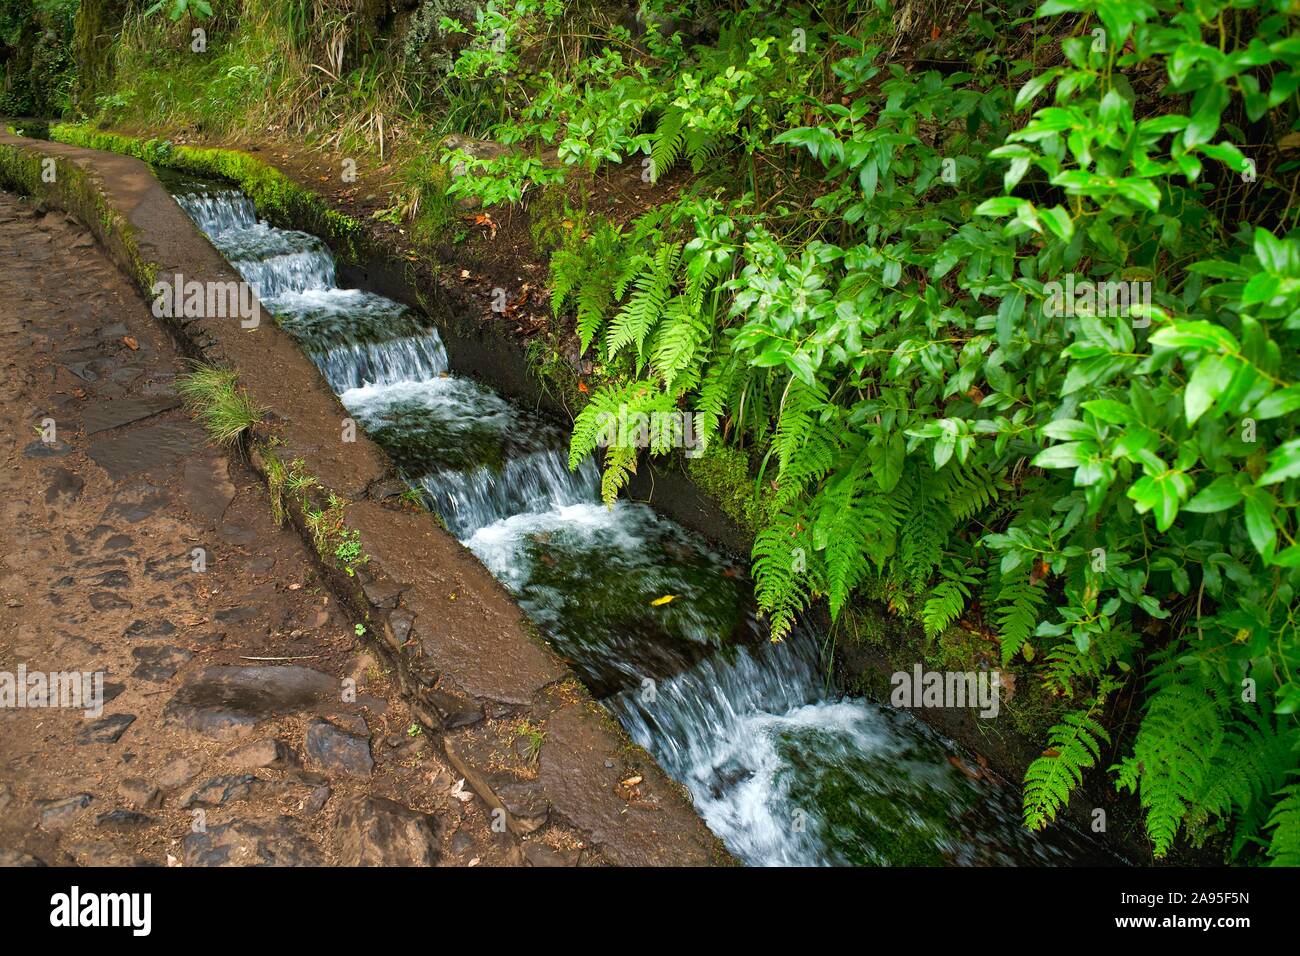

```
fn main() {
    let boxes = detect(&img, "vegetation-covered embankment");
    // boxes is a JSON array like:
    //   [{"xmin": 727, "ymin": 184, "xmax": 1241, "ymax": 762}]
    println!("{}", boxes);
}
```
[{"xmin": 10, "ymin": 0, "xmax": 1300, "ymax": 865}]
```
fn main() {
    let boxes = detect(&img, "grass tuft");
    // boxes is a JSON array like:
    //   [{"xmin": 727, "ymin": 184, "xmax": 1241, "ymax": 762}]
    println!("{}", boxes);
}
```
[{"xmin": 175, "ymin": 364, "xmax": 264, "ymax": 447}]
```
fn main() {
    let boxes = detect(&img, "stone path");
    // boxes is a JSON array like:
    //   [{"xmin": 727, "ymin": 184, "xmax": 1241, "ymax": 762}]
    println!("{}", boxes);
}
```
[{"xmin": 0, "ymin": 192, "xmax": 589, "ymax": 866}]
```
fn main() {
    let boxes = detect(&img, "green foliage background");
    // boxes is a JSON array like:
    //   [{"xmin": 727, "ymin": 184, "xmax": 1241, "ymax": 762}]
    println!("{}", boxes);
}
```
[{"xmin": 0, "ymin": 0, "xmax": 78, "ymax": 115}]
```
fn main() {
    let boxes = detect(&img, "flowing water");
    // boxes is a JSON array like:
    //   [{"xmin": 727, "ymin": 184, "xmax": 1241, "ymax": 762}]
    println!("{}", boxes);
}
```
[{"xmin": 169, "ymin": 175, "xmax": 1102, "ymax": 866}]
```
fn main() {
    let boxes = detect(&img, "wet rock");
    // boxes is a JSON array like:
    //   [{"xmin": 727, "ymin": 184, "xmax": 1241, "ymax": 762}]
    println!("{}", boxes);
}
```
[
  {"xmin": 23, "ymin": 439, "xmax": 72, "ymax": 458},
  {"xmin": 335, "ymin": 795, "xmax": 438, "ymax": 867},
  {"xmin": 130, "ymin": 644, "xmax": 193, "ymax": 682},
  {"xmin": 225, "ymin": 738, "xmax": 297, "ymax": 770},
  {"xmin": 182, "ymin": 817, "xmax": 321, "ymax": 867},
  {"xmin": 427, "ymin": 688, "xmax": 484, "ymax": 729},
  {"xmin": 385, "ymin": 608, "xmax": 415, "ymax": 648},
  {"xmin": 538, "ymin": 703, "xmax": 721, "ymax": 866},
  {"xmin": 89, "ymin": 591, "xmax": 131, "ymax": 611},
  {"xmin": 143, "ymin": 554, "xmax": 187, "ymax": 581},
  {"xmin": 163, "ymin": 665, "xmax": 336, "ymax": 740},
  {"xmin": 304, "ymin": 718, "xmax": 373, "ymax": 778},
  {"xmin": 181, "ymin": 457, "xmax": 237, "ymax": 524},
  {"xmin": 96, "ymin": 809, "xmax": 156, "ymax": 828},
  {"xmin": 0, "ymin": 849, "xmax": 46, "ymax": 867},
  {"xmin": 523, "ymin": 842, "xmax": 577, "ymax": 867},
  {"xmin": 76, "ymin": 713, "xmax": 135, "ymax": 744},
  {"xmin": 359, "ymin": 574, "xmax": 403, "ymax": 609},
  {"xmin": 117, "ymin": 778, "xmax": 162, "ymax": 809},
  {"xmin": 333, "ymin": 714, "xmax": 369, "ymax": 736},
  {"xmin": 102, "ymin": 482, "xmax": 171, "ymax": 522},
  {"xmin": 156, "ymin": 755, "xmax": 202, "ymax": 790},
  {"xmin": 213, "ymin": 606, "xmax": 257, "ymax": 624},
  {"xmin": 35, "ymin": 792, "xmax": 93, "ymax": 829},
  {"xmin": 496, "ymin": 779, "xmax": 550, "ymax": 835},
  {"xmin": 88, "ymin": 423, "xmax": 200, "ymax": 480},
  {"xmin": 82, "ymin": 395, "xmax": 179, "ymax": 434},
  {"xmin": 303, "ymin": 786, "xmax": 331, "ymax": 815},
  {"xmin": 44, "ymin": 468, "xmax": 83, "ymax": 503},
  {"xmin": 125, "ymin": 618, "xmax": 177, "ymax": 640},
  {"xmin": 89, "ymin": 569, "xmax": 131, "ymax": 589},
  {"xmin": 181, "ymin": 774, "xmax": 263, "ymax": 809}
]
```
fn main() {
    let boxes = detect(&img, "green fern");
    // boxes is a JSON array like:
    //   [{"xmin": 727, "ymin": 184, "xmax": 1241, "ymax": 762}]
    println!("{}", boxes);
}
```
[
  {"xmin": 1024, "ymin": 708, "xmax": 1110, "ymax": 830},
  {"xmin": 898, "ymin": 468, "xmax": 954, "ymax": 586},
  {"xmin": 922, "ymin": 564, "xmax": 980, "ymax": 639},
  {"xmin": 991, "ymin": 574, "xmax": 1048, "ymax": 665},
  {"xmin": 607, "ymin": 241, "xmax": 681, "ymax": 363},
  {"xmin": 1186, "ymin": 709, "xmax": 1297, "ymax": 856},
  {"xmin": 1115, "ymin": 661, "xmax": 1227, "ymax": 857},
  {"xmin": 1265, "ymin": 780, "xmax": 1300, "ymax": 866},
  {"xmin": 1042, "ymin": 625, "xmax": 1135, "ymax": 696},
  {"xmin": 939, "ymin": 461, "xmax": 1003, "ymax": 523},
  {"xmin": 649, "ymin": 105, "xmax": 686, "ymax": 182},
  {"xmin": 569, "ymin": 379, "xmax": 665, "ymax": 467},
  {"xmin": 752, "ymin": 504, "xmax": 820, "ymax": 639},
  {"xmin": 692, "ymin": 357, "xmax": 739, "ymax": 451}
]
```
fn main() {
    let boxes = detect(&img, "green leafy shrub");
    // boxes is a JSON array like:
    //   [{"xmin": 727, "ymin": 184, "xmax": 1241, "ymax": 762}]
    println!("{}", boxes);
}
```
[{"xmin": 541, "ymin": 0, "xmax": 1300, "ymax": 862}]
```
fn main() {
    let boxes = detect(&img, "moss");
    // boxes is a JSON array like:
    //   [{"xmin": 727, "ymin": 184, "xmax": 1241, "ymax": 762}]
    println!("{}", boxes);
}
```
[
  {"xmin": 833, "ymin": 596, "xmax": 1067, "ymax": 747},
  {"xmin": 774, "ymin": 721, "xmax": 970, "ymax": 865},
  {"xmin": 686, "ymin": 443, "xmax": 769, "ymax": 536},
  {"xmin": 524, "ymin": 336, "xmax": 585, "ymax": 413},
  {"xmin": 528, "ymin": 183, "xmax": 581, "ymax": 257},
  {"xmin": 72, "ymin": 0, "xmax": 130, "ymax": 113},
  {"xmin": 47, "ymin": 123, "xmax": 371, "ymax": 266}
]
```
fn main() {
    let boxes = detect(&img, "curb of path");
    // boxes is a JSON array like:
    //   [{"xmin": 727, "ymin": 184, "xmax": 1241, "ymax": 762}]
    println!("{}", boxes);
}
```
[{"xmin": 0, "ymin": 127, "xmax": 731, "ymax": 867}]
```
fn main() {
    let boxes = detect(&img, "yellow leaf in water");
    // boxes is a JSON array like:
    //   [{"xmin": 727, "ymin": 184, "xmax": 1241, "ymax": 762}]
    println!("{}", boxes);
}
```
[{"xmin": 649, "ymin": 595, "xmax": 677, "ymax": 606}]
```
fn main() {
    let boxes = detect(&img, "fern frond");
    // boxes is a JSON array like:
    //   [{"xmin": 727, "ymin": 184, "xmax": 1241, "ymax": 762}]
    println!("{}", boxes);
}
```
[
  {"xmin": 923, "ymin": 564, "xmax": 980, "ymax": 639},
  {"xmin": 649, "ymin": 106, "xmax": 686, "ymax": 182},
  {"xmin": 692, "ymin": 357, "xmax": 739, "ymax": 452},
  {"xmin": 549, "ymin": 245, "xmax": 584, "ymax": 316},
  {"xmin": 599, "ymin": 444, "xmax": 639, "ymax": 506},
  {"xmin": 607, "ymin": 242, "xmax": 681, "ymax": 363},
  {"xmin": 685, "ymin": 126, "xmax": 725, "ymax": 172},
  {"xmin": 568, "ymin": 380, "xmax": 669, "ymax": 469},
  {"xmin": 1119, "ymin": 662, "xmax": 1226, "ymax": 857},
  {"xmin": 575, "ymin": 274, "xmax": 614, "ymax": 355},
  {"xmin": 752, "ymin": 505, "xmax": 820, "ymax": 640},
  {"xmin": 1023, "ymin": 708, "xmax": 1110, "ymax": 830},
  {"xmin": 899, "ymin": 467, "xmax": 954, "ymax": 586},
  {"xmin": 1265, "ymin": 780, "xmax": 1300, "ymax": 866},
  {"xmin": 991, "ymin": 574, "xmax": 1048, "ymax": 665},
  {"xmin": 773, "ymin": 377, "xmax": 830, "ymax": 475},
  {"xmin": 1042, "ymin": 626, "xmax": 1135, "ymax": 695},
  {"xmin": 938, "ymin": 461, "xmax": 1003, "ymax": 523},
  {"xmin": 650, "ymin": 294, "xmax": 711, "ymax": 394}
]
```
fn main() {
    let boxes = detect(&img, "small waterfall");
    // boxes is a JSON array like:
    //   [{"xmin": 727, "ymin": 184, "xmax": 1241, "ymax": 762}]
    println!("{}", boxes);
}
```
[
  {"xmin": 176, "ymin": 186, "xmax": 336, "ymax": 296},
  {"xmin": 415, "ymin": 450, "xmax": 598, "ymax": 539},
  {"xmin": 608, "ymin": 633, "xmax": 1079, "ymax": 866},
  {"xmin": 317, "ymin": 335, "xmax": 449, "ymax": 392},
  {"xmin": 171, "ymin": 177, "xmax": 1102, "ymax": 868},
  {"xmin": 173, "ymin": 188, "xmax": 258, "ymax": 234},
  {"xmin": 230, "ymin": 246, "xmax": 336, "ymax": 298}
]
